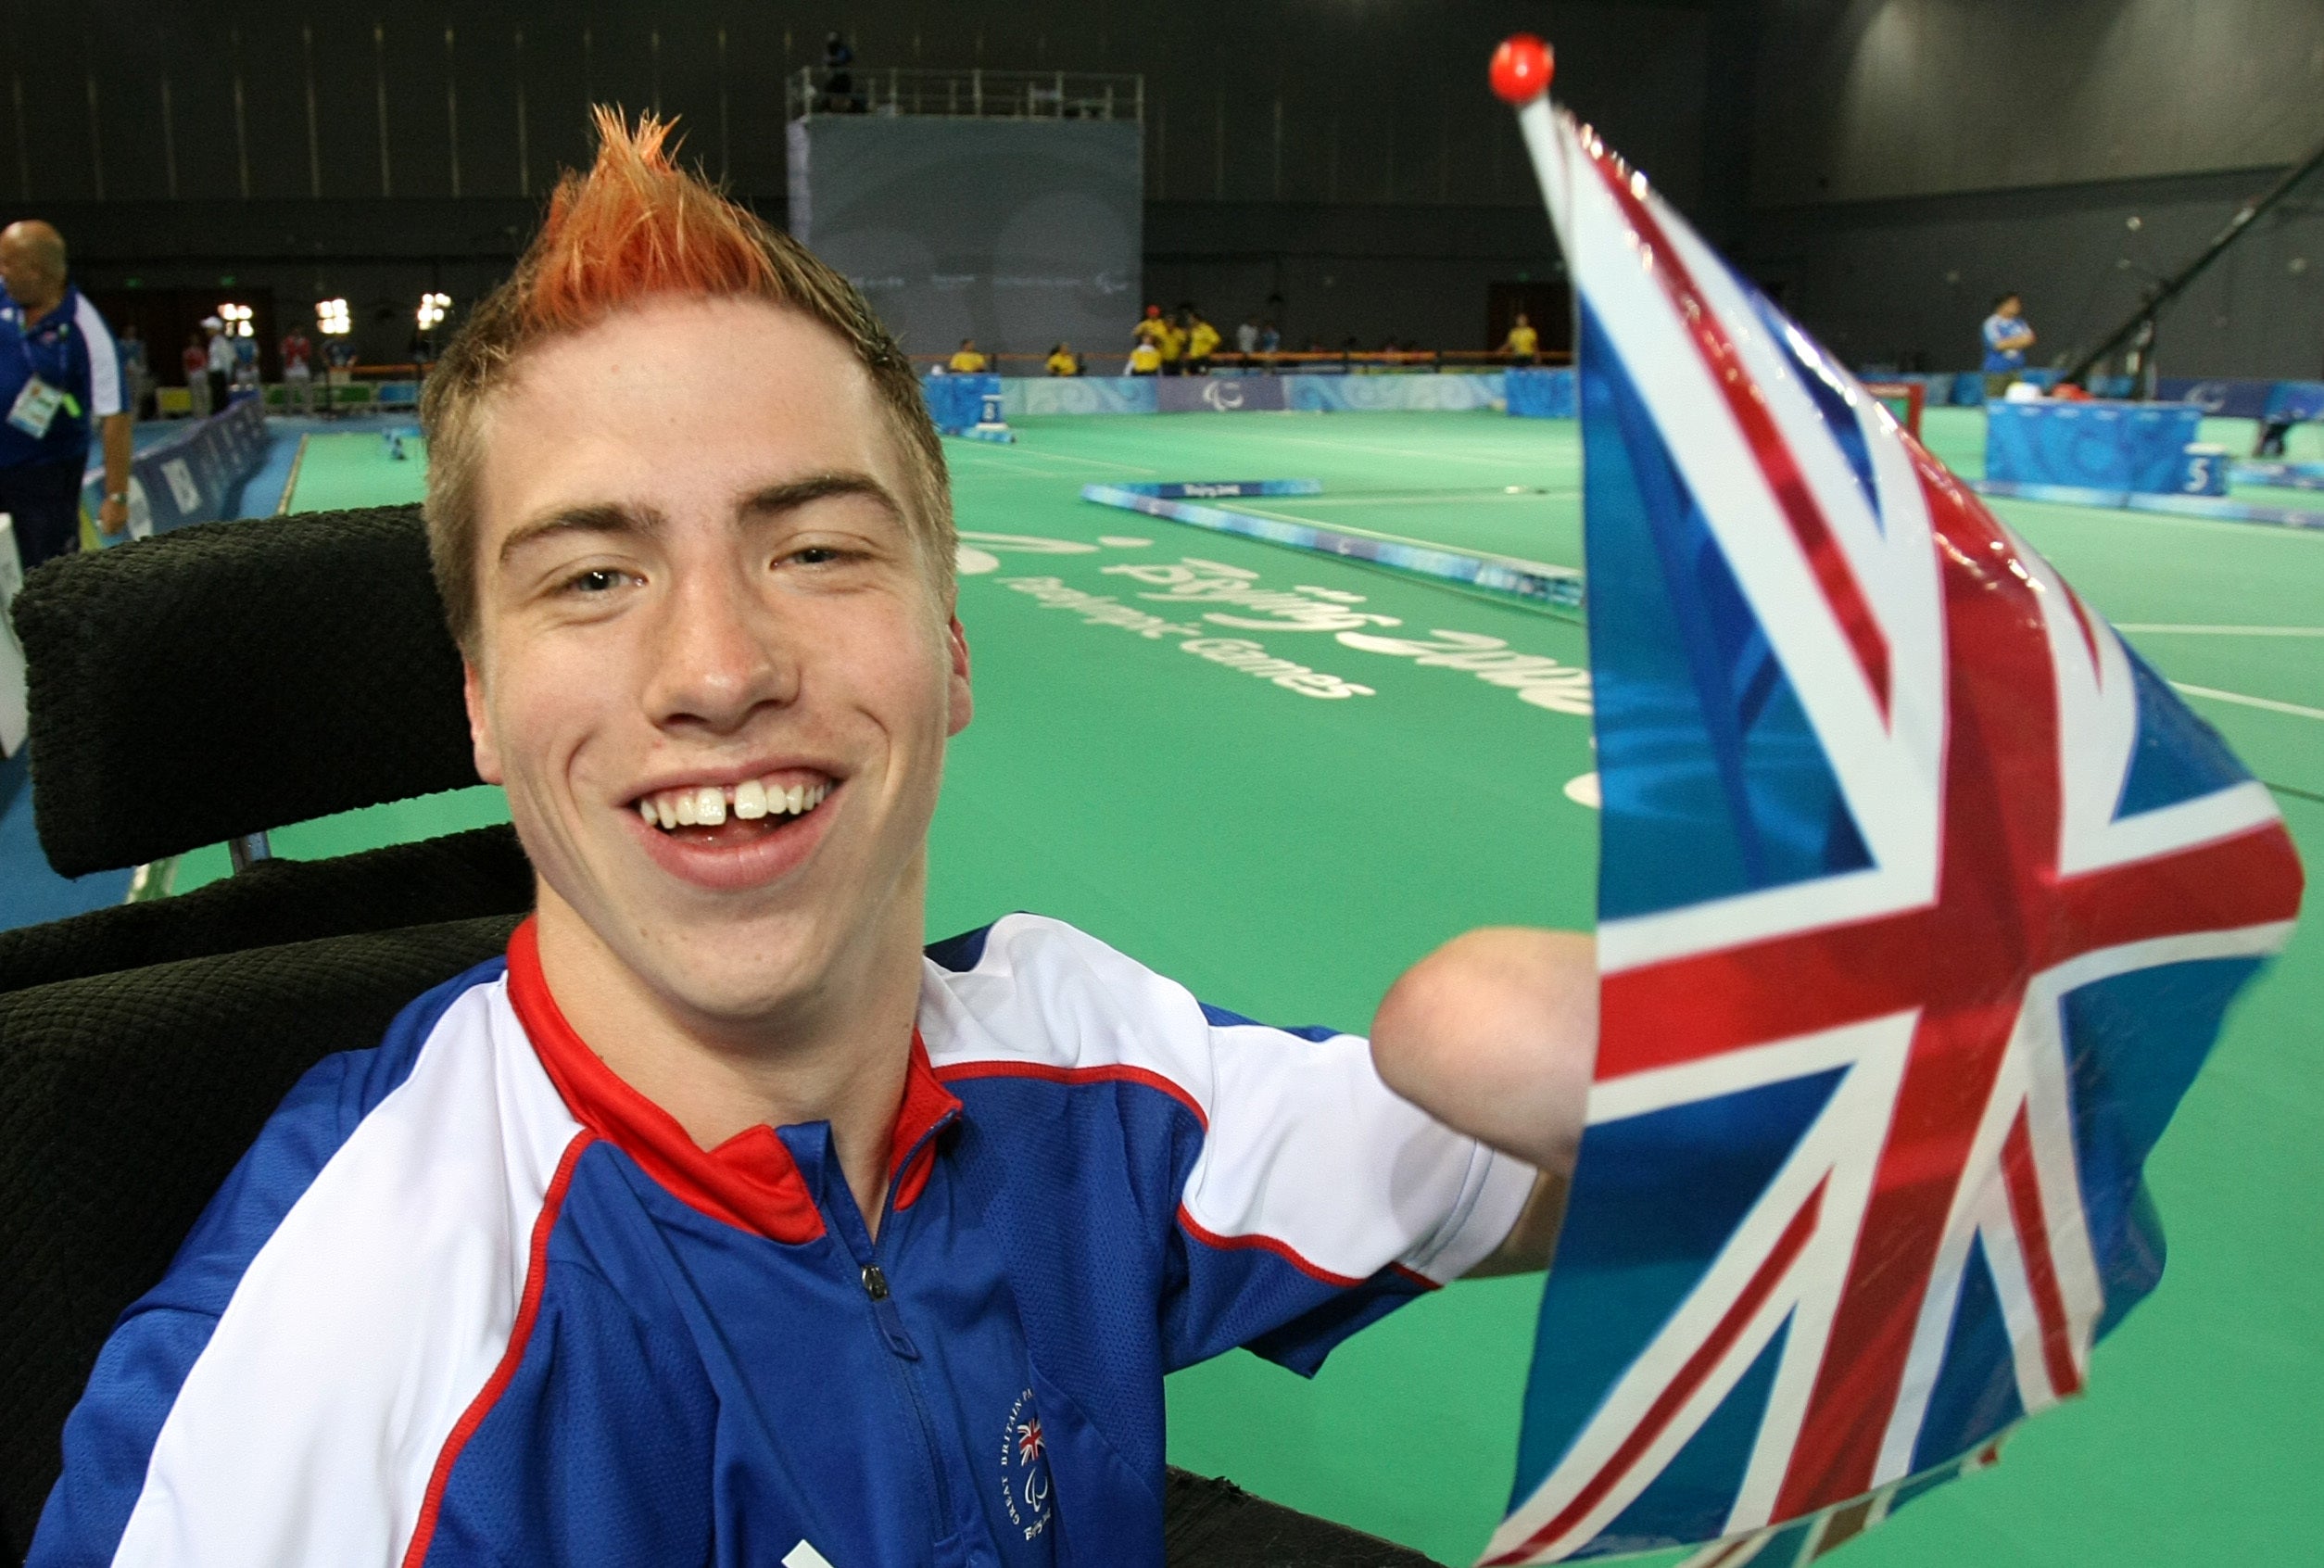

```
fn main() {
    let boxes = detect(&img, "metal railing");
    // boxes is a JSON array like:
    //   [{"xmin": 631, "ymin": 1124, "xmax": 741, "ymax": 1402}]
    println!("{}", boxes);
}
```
[{"xmin": 787, "ymin": 67, "xmax": 1143, "ymax": 124}]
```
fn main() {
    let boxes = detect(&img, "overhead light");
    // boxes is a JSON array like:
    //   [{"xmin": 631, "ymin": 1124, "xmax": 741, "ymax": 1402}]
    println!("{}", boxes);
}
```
[
  {"xmin": 316, "ymin": 297, "xmax": 352, "ymax": 335},
  {"xmin": 219, "ymin": 301, "xmax": 255, "ymax": 338},
  {"xmin": 416, "ymin": 291, "xmax": 452, "ymax": 331}
]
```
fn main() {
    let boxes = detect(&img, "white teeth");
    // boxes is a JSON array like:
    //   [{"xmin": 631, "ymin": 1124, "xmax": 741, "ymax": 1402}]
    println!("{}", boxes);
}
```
[{"xmin": 642, "ymin": 778, "xmax": 830, "ymax": 830}]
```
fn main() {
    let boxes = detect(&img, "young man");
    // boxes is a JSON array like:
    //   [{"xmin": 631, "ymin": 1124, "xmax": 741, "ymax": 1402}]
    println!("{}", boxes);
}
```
[{"xmin": 32, "ymin": 114, "xmax": 1595, "ymax": 1567}]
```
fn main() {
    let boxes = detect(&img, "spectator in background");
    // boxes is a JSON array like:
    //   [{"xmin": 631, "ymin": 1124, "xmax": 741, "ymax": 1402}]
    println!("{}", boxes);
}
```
[
  {"xmin": 1502, "ymin": 310, "xmax": 1540, "ymax": 366},
  {"xmin": 231, "ymin": 329, "xmax": 260, "ymax": 391},
  {"xmin": 1157, "ymin": 310, "xmax": 1188, "ymax": 375},
  {"xmin": 182, "ymin": 331, "xmax": 210, "ymax": 416},
  {"xmin": 118, "ymin": 322, "xmax": 152, "ymax": 420},
  {"xmin": 1235, "ymin": 314, "xmax": 1261, "ymax": 355},
  {"xmin": 202, "ymin": 316, "xmax": 234, "ymax": 413},
  {"xmin": 281, "ymin": 324, "xmax": 315, "ymax": 415},
  {"xmin": 1044, "ymin": 342, "xmax": 1080, "ymax": 376},
  {"xmin": 322, "ymin": 332, "xmax": 358, "ymax": 419},
  {"xmin": 948, "ymin": 337, "xmax": 988, "ymax": 373},
  {"xmin": 823, "ymin": 32, "xmax": 859, "ymax": 114},
  {"xmin": 0, "ymin": 219, "xmax": 131, "ymax": 568},
  {"xmin": 1981, "ymin": 293, "xmax": 2033, "ymax": 397},
  {"xmin": 1184, "ymin": 310, "xmax": 1219, "ymax": 375},
  {"xmin": 1127, "ymin": 336, "xmax": 1161, "ymax": 375},
  {"xmin": 1258, "ymin": 320, "xmax": 1282, "ymax": 355}
]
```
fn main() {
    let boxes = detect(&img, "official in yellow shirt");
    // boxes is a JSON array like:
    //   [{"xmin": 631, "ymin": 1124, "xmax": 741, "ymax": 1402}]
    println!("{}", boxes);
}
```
[
  {"xmin": 1045, "ymin": 344, "xmax": 1080, "ymax": 376},
  {"xmin": 1128, "ymin": 341, "xmax": 1162, "ymax": 375},
  {"xmin": 1184, "ymin": 315, "xmax": 1221, "ymax": 374},
  {"xmin": 1501, "ymin": 312, "xmax": 1540, "ymax": 365},
  {"xmin": 949, "ymin": 337, "xmax": 989, "ymax": 373},
  {"xmin": 1134, "ymin": 305, "xmax": 1169, "ymax": 349},
  {"xmin": 1156, "ymin": 318, "xmax": 1186, "ymax": 375}
]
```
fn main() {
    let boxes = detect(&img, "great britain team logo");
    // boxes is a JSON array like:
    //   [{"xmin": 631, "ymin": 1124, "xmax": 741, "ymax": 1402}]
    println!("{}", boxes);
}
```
[{"xmin": 998, "ymin": 1388, "xmax": 1055, "ymax": 1543}]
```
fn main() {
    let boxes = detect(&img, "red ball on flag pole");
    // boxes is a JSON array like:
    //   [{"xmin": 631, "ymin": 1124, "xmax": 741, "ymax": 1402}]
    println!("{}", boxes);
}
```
[{"xmin": 1488, "ymin": 34, "xmax": 1554, "ymax": 105}]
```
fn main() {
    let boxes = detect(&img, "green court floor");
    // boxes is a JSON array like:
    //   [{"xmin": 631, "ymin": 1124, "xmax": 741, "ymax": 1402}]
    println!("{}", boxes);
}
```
[{"xmin": 176, "ymin": 415, "xmax": 2320, "ymax": 1565}]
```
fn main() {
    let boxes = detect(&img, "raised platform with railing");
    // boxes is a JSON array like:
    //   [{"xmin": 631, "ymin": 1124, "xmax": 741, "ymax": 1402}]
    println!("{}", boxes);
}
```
[{"xmin": 787, "ymin": 66, "xmax": 1143, "ymax": 123}]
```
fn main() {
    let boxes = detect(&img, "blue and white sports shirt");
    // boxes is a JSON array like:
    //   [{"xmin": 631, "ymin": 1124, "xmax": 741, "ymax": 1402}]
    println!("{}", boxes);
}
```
[
  {"xmin": 32, "ymin": 914, "xmax": 1535, "ymax": 1567},
  {"xmin": 0, "ymin": 286, "xmax": 121, "ymax": 469},
  {"xmin": 1980, "ymin": 310, "xmax": 2027, "ymax": 374}
]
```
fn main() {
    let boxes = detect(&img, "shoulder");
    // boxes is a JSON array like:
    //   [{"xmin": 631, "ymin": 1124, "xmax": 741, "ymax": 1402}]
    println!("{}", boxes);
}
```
[
  {"xmin": 69, "ymin": 293, "xmax": 114, "ymax": 348},
  {"xmin": 918, "ymin": 913, "xmax": 1354, "ymax": 1111}
]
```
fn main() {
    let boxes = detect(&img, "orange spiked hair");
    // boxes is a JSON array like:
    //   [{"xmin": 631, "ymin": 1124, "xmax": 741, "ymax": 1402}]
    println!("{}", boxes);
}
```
[{"xmin": 421, "ymin": 108, "xmax": 950, "ymax": 651}]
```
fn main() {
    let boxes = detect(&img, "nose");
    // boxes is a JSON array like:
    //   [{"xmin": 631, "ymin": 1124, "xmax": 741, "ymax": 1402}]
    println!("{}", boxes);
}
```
[{"xmin": 640, "ymin": 559, "xmax": 799, "ymax": 737}]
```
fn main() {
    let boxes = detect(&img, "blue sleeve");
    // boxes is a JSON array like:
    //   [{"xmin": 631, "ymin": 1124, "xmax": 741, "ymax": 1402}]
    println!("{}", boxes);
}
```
[{"xmin": 418, "ymin": 1263, "xmax": 716, "ymax": 1567}]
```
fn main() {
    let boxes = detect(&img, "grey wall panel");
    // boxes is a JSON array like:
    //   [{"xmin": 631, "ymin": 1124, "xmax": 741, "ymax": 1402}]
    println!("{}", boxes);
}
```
[
  {"xmin": 792, "ymin": 118, "xmax": 1141, "ymax": 360},
  {"xmin": 1747, "ymin": 163, "xmax": 2324, "ymax": 378},
  {"xmin": 1755, "ymin": 0, "xmax": 2324, "ymax": 206}
]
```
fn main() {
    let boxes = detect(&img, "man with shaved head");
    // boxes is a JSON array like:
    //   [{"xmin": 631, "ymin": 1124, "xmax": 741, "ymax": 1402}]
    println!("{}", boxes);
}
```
[{"xmin": 0, "ymin": 220, "xmax": 130, "ymax": 571}]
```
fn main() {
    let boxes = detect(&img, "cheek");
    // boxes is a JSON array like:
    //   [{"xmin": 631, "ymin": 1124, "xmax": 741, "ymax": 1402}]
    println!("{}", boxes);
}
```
[{"xmin": 486, "ymin": 639, "xmax": 628, "ymax": 791}]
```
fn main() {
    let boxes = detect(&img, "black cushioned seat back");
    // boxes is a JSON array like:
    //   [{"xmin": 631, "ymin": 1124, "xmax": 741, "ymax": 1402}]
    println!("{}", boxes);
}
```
[
  {"xmin": 12, "ymin": 505, "xmax": 473, "ymax": 877},
  {"xmin": 0, "ymin": 916, "xmax": 523, "ymax": 1553},
  {"xmin": 0, "ymin": 825, "xmax": 533, "ymax": 998}
]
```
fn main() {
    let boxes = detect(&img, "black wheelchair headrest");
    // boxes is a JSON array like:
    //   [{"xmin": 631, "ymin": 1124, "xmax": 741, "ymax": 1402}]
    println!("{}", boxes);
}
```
[{"xmin": 12, "ymin": 505, "xmax": 476, "ymax": 877}]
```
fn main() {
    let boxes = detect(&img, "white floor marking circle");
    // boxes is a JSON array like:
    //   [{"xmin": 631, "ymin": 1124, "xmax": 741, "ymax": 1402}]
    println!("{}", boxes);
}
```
[{"xmin": 1564, "ymin": 772, "xmax": 1602, "ymax": 808}]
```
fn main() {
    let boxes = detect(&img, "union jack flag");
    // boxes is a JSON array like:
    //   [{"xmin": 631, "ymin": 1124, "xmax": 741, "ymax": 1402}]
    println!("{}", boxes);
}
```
[{"xmin": 1482, "ymin": 92, "xmax": 2305, "ymax": 1565}]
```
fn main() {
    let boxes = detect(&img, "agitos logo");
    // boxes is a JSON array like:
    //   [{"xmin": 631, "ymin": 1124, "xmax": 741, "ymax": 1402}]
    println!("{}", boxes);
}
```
[{"xmin": 998, "ymin": 1388, "xmax": 1055, "ymax": 1542}]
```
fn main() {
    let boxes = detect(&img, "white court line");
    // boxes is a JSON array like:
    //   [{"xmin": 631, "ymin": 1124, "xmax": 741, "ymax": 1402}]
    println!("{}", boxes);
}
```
[
  {"xmin": 2116, "ymin": 624, "xmax": 2324, "ymax": 637},
  {"xmin": 2171, "ymin": 683, "xmax": 2324, "ymax": 721},
  {"xmin": 964, "ymin": 444, "xmax": 1157, "ymax": 475}
]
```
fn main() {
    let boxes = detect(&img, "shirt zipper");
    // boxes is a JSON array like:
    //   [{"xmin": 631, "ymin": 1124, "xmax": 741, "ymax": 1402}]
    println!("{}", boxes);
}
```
[{"xmin": 835, "ymin": 1121, "xmax": 961, "ymax": 1540}]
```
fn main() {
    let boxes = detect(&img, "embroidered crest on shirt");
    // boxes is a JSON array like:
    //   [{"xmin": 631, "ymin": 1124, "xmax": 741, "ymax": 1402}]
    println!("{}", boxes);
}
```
[{"xmin": 999, "ymin": 1388, "xmax": 1055, "ymax": 1542}]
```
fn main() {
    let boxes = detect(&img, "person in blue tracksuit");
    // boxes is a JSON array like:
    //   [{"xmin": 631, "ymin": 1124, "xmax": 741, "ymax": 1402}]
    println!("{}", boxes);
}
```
[
  {"xmin": 30, "ymin": 113, "xmax": 1598, "ymax": 1568},
  {"xmin": 0, "ymin": 221, "xmax": 131, "ymax": 572}
]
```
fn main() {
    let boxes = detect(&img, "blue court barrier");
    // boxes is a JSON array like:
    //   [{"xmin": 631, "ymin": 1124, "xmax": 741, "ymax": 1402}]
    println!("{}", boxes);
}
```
[
  {"xmin": 1970, "ymin": 478, "xmax": 2324, "ymax": 530},
  {"xmin": 1982, "ymin": 399, "xmax": 2204, "ymax": 496},
  {"xmin": 1506, "ymin": 368, "xmax": 1577, "ymax": 419},
  {"xmin": 82, "ymin": 398, "xmax": 270, "ymax": 538},
  {"xmin": 2235, "ymin": 459, "xmax": 2324, "ymax": 492},
  {"xmin": 921, "ymin": 373, "xmax": 1004, "ymax": 433},
  {"xmin": 1282, "ymin": 373, "xmax": 1505, "ymax": 412},
  {"xmin": 2156, "ymin": 376, "xmax": 2278, "ymax": 419},
  {"xmin": 1080, "ymin": 482, "xmax": 1585, "ymax": 608},
  {"xmin": 1155, "ymin": 376, "xmax": 1287, "ymax": 412},
  {"xmin": 1003, "ymin": 377, "xmax": 1156, "ymax": 417},
  {"xmin": 1106, "ymin": 480, "xmax": 1323, "ymax": 499}
]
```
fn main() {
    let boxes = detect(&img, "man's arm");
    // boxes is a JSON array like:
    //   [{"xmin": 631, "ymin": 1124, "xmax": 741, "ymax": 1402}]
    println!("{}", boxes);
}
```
[
  {"xmin": 1370, "ymin": 928, "xmax": 1597, "ymax": 1275},
  {"xmin": 97, "ymin": 411, "xmax": 132, "ymax": 535}
]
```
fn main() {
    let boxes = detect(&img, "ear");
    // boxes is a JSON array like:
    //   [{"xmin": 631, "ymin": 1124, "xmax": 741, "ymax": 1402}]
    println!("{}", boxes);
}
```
[
  {"xmin": 944, "ymin": 613, "xmax": 974, "ymax": 738},
  {"xmin": 463, "ymin": 658, "xmax": 505, "ymax": 784}
]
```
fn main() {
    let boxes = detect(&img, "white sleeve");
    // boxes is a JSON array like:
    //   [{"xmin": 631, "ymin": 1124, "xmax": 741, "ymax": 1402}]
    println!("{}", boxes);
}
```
[
  {"xmin": 919, "ymin": 914, "xmax": 1540, "ymax": 1286},
  {"xmin": 75, "ymin": 297, "xmax": 122, "ymax": 418}
]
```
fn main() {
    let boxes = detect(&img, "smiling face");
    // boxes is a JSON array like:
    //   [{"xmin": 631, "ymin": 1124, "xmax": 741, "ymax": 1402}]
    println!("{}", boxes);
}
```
[{"xmin": 462, "ymin": 295, "xmax": 970, "ymax": 1032}]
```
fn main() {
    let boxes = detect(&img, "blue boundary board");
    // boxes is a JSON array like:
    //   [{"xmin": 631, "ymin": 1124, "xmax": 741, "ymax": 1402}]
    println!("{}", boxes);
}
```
[
  {"xmin": 1970, "ymin": 478, "xmax": 2324, "ymax": 530},
  {"xmin": 1080, "ymin": 484, "xmax": 1585, "ymax": 610}
]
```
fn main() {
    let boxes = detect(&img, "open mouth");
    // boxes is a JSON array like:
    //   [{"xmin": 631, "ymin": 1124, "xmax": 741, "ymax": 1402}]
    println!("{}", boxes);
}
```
[{"xmin": 633, "ymin": 775, "xmax": 835, "ymax": 849}]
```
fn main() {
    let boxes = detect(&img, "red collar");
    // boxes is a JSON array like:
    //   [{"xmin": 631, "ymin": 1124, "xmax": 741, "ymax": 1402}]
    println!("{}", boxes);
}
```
[{"xmin": 504, "ymin": 918, "xmax": 960, "ymax": 1244}]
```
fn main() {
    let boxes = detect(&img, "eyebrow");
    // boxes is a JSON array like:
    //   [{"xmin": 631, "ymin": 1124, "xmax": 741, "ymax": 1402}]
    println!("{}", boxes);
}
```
[
  {"xmin": 739, "ymin": 471, "xmax": 906, "ymax": 525},
  {"xmin": 498, "ymin": 501, "xmax": 663, "ymax": 566},
  {"xmin": 497, "ymin": 472, "xmax": 904, "ymax": 567}
]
